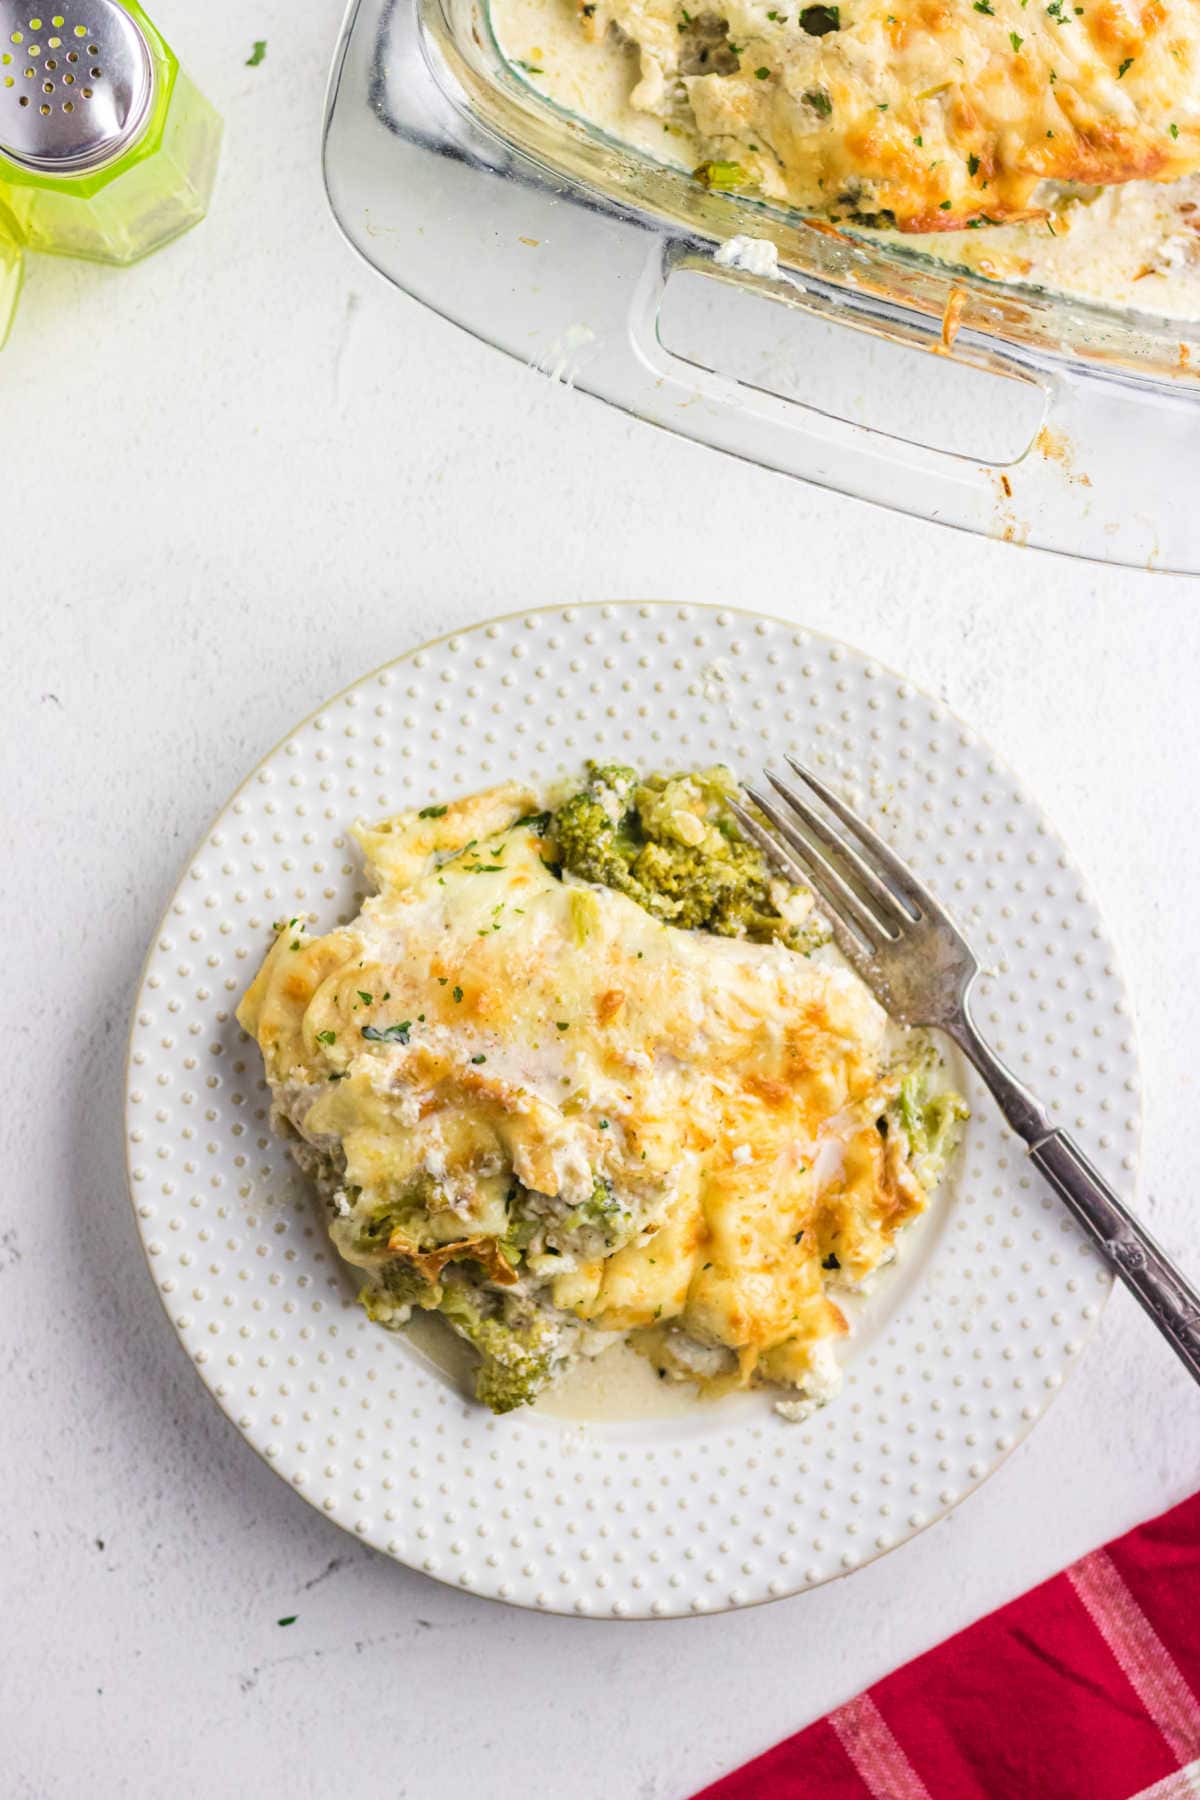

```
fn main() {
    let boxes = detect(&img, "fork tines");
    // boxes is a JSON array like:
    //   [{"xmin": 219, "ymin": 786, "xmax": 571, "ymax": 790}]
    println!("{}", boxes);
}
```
[{"xmin": 731, "ymin": 756, "xmax": 929, "ymax": 961}]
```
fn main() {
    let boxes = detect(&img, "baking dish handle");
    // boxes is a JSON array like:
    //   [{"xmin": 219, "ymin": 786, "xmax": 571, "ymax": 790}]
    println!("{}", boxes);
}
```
[{"xmin": 592, "ymin": 234, "xmax": 1180, "ymax": 560}]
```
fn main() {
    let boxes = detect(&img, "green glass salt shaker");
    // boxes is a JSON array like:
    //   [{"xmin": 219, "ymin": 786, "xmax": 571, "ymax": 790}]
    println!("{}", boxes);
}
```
[
  {"xmin": 0, "ymin": 0, "xmax": 220, "ymax": 265},
  {"xmin": 0, "ymin": 196, "xmax": 22, "ymax": 343}
]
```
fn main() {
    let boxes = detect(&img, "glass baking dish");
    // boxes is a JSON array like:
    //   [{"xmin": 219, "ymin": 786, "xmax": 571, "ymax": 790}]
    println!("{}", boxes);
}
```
[{"xmin": 323, "ymin": 0, "xmax": 1200, "ymax": 569}]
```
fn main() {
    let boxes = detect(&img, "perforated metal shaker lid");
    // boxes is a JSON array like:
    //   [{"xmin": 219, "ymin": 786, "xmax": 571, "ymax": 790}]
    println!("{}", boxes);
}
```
[{"xmin": 0, "ymin": 0, "xmax": 154, "ymax": 176}]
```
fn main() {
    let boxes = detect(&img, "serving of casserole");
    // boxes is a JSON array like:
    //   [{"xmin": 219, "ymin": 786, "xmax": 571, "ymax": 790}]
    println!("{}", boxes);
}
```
[{"xmin": 238, "ymin": 765, "xmax": 964, "ymax": 1416}]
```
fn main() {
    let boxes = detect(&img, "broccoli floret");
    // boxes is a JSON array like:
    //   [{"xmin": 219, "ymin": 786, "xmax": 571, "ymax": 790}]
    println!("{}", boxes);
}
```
[
  {"xmin": 549, "ymin": 761, "xmax": 805, "ymax": 944},
  {"xmin": 566, "ymin": 1175, "xmax": 625, "ymax": 1238},
  {"xmin": 472, "ymin": 1314, "xmax": 560, "ymax": 1413},
  {"xmin": 894, "ymin": 1056, "xmax": 968, "ymax": 1192},
  {"xmin": 358, "ymin": 1261, "xmax": 441, "ymax": 1325},
  {"xmin": 436, "ymin": 1286, "xmax": 562, "ymax": 1413}
]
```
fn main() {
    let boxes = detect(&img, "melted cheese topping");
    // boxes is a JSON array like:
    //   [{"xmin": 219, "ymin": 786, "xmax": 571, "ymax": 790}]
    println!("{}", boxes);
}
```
[
  {"xmin": 549, "ymin": 0, "xmax": 1200, "ymax": 229},
  {"xmin": 239, "ymin": 782, "xmax": 931, "ymax": 1402}
]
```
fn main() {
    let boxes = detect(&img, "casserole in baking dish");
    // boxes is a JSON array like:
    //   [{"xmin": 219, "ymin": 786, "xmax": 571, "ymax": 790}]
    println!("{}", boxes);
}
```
[{"xmin": 323, "ymin": 0, "xmax": 1200, "ymax": 567}]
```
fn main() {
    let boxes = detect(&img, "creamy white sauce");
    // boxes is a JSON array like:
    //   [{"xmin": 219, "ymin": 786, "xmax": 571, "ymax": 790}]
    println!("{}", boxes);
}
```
[{"xmin": 490, "ymin": 0, "xmax": 1200, "ymax": 318}]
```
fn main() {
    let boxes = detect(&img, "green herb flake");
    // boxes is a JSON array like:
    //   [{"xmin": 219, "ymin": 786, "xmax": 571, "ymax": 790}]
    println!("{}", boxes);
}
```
[
  {"xmin": 247, "ymin": 40, "xmax": 267, "ymax": 66},
  {"xmin": 556, "ymin": 1021, "xmax": 570, "ymax": 1031},
  {"xmin": 419, "ymin": 804, "xmax": 448, "ymax": 819},
  {"xmin": 452, "ymin": 985, "xmax": 464, "ymax": 1003},
  {"xmin": 470, "ymin": 1054, "xmax": 487, "ymax": 1064},
  {"xmin": 968, "ymin": 152, "xmax": 980, "ymax": 175},
  {"xmin": 1009, "ymin": 29, "xmax": 1023, "ymax": 49},
  {"xmin": 315, "ymin": 1030, "xmax": 337, "ymax": 1045},
  {"xmin": 357, "ymin": 990, "xmax": 373, "ymax": 1006},
  {"xmin": 598, "ymin": 1120, "xmax": 610, "ymax": 1130},
  {"xmin": 877, "ymin": 101, "xmax": 889, "ymax": 109},
  {"xmin": 1170, "ymin": 121, "xmax": 1180, "ymax": 138},
  {"xmin": 1117, "ymin": 54, "xmax": 1132, "ymax": 75},
  {"xmin": 277, "ymin": 1614, "xmax": 296, "ymax": 1626},
  {"xmin": 362, "ymin": 1022, "xmax": 411, "ymax": 1045},
  {"xmin": 913, "ymin": 133, "xmax": 923, "ymax": 145},
  {"xmin": 805, "ymin": 86, "xmax": 833, "ymax": 115},
  {"xmin": 755, "ymin": 64, "xmax": 770, "ymax": 77},
  {"xmin": 939, "ymin": 199, "xmax": 951, "ymax": 208},
  {"xmin": 514, "ymin": 57, "xmax": 545, "ymax": 72}
]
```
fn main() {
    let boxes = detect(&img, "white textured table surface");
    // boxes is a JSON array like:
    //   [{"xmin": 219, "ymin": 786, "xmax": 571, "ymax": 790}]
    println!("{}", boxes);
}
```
[{"xmin": 3, "ymin": 5, "xmax": 1199, "ymax": 1795}]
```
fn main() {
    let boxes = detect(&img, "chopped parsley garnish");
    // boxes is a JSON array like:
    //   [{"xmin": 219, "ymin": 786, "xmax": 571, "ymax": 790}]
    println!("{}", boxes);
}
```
[
  {"xmin": 470, "ymin": 1054, "xmax": 487, "ymax": 1064},
  {"xmin": 419, "ymin": 804, "xmax": 448, "ymax": 819},
  {"xmin": 913, "ymin": 134, "xmax": 923, "ymax": 146},
  {"xmin": 357, "ymin": 990, "xmax": 373, "ymax": 1006},
  {"xmin": 246, "ymin": 40, "xmax": 267, "ymax": 66},
  {"xmin": 598, "ymin": 1120, "xmax": 609, "ymax": 1130},
  {"xmin": 939, "ymin": 199, "xmax": 951, "ymax": 209},
  {"xmin": 973, "ymin": 1, "xmax": 993, "ymax": 13},
  {"xmin": 755, "ymin": 64, "xmax": 770, "ymax": 77},
  {"xmin": 328, "ymin": 1072, "xmax": 347, "ymax": 1082},
  {"xmin": 556, "ymin": 1021, "xmax": 569, "ymax": 1031},
  {"xmin": 877, "ymin": 101, "xmax": 889, "ymax": 109},
  {"xmin": 1009, "ymin": 30, "xmax": 1023, "ymax": 49},
  {"xmin": 1117, "ymin": 55, "xmax": 1132, "ymax": 75},
  {"xmin": 315, "ymin": 1030, "xmax": 337, "ymax": 1045},
  {"xmin": 804, "ymin": 87, "xmax": 833, "ymax": 116},
  {"xmin": 276, "ymin": 1614, "xmax": 296, "ymax": 1626},
  {"xmin": 968, "ymin": 152, "xmax": 980, "ymax": 175},
  {"xmin": 437, "ymin": 976, "xmax": 448, "ymax": 985},
  {"xmin": 362, "ymin": 1022, "xmax": 411, "ymax": 1044},
  {"xmin": 452, "ymin": 985, "xmax": 464, "ymax": 1003},
  {"xmin": 514, "ymin": 58, "xmax": 545, "ymax": 72},
  {"xmin": 1170, "ymin": 122, "xmax": 1180, "ymax": 139},
  {"xmin": 798, "ymin": 3, "xmax": 840, "ymax": 32}
]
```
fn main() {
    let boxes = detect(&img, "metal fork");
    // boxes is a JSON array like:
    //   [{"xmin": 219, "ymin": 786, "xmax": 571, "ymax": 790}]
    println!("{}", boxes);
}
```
[{"xmin": 731, "ymin": 757, "xmax": 1200, "ymax": 1385}]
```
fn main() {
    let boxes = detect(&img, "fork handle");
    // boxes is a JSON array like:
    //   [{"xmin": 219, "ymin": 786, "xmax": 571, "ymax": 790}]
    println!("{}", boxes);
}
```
[
  {"xmin": 1028, "ymin": 1130, "xmax": 1200, "ymax": 1385},
  {"xmin": 952, "ymin": 1015, "xmax": 1200, "ymax": 1385}
]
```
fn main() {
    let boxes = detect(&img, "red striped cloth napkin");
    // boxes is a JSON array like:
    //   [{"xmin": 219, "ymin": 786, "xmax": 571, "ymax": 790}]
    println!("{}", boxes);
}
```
[{"xmin": 693, "ymin": 1490, "xmax": 1200, "ymax": 1800}]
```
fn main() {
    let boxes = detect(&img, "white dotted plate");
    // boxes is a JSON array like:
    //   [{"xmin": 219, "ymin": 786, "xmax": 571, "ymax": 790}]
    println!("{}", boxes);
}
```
[{"xmin": 125, "ymin": 604, "xmax": 1139, "ymax": 1618}]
